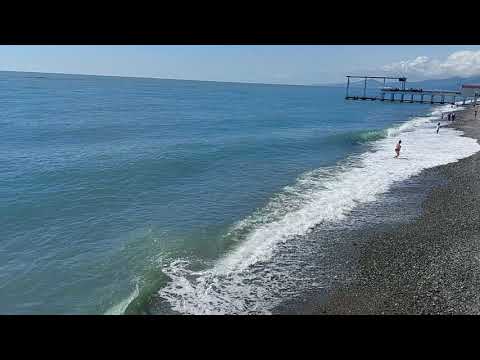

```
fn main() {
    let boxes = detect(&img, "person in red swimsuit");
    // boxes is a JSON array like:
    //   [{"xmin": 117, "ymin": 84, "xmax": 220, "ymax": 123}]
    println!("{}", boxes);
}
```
[{"xmin": 394, "ymin": 140, "xmax": 401, "ymax": 158}]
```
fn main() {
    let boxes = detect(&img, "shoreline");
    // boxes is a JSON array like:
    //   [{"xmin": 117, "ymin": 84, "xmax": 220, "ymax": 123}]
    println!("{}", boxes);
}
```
[{"xmin": 300, "ymin": 104, "xmax": 480, "ymax": 314}]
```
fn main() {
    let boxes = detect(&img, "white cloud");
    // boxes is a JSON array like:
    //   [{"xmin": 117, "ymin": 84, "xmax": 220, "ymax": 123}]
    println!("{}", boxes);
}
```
[{"xmin": 382, "ymin": 50, "xmax": 480, "ymax": 79}]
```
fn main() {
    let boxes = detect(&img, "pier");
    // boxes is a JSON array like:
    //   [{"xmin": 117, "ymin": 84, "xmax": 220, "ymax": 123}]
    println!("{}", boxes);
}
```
[{"xmin": 345, "ymin": 75, "xmax": 474, "ymax": 105}]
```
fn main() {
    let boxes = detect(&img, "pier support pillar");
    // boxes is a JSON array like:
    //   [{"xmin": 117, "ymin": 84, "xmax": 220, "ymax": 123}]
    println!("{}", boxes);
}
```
[{"xmin": 346, "ymin": 77, "xmax": 350, "ymax": 99}]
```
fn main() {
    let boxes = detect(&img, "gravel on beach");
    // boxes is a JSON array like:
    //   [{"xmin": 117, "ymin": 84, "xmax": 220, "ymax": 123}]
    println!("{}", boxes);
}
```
[{"xmin": 307, "ymin": 105, "xmax": 480, "ymax": 315}]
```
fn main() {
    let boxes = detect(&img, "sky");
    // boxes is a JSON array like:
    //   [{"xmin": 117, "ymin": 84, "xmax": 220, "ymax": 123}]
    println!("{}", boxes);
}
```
[{"xmin": 2, "ymin": 45, "xmax": 480, "ymax": 85}]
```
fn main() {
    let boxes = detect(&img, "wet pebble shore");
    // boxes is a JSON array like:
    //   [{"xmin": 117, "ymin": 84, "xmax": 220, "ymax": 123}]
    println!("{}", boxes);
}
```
[{"xmin": 307, "ymin": 106, "xmax": 480, "ymax": 314}]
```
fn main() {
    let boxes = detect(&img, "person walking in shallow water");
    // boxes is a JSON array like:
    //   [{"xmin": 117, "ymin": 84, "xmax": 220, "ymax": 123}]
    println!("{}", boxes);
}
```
[
  {"xmin": 394, "ymin": 140, "xmax": 401, "ymax": 158},
  {"xmin": 436, "ymin": 122, "xmax": 440, "ymax": 134}
]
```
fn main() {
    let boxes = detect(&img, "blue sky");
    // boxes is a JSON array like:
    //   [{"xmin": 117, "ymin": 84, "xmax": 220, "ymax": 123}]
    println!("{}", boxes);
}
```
[{"xmin": 1, "ymin": 45, "xmax": 480, "ymax": 85}]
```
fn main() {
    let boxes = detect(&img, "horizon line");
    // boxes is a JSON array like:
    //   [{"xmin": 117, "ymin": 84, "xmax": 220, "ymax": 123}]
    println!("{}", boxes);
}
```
[
  {"xmin": 0, "ymin": 69, "xmax": 346, "ymax": 87},
  {"xmin": 0, "ymin": 69, "xmax": 474, "ymax": 87}
]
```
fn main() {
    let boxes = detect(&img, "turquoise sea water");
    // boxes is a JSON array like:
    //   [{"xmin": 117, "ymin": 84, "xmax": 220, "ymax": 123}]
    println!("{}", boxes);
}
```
[{"xmin": 1, "ymin": 71, "xmax": 470, "ymax": 314}]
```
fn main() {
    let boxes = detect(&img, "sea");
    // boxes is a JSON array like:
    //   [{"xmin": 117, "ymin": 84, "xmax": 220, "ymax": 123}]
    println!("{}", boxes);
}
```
[{"xmin": 1, "ymin": 71, "xmax": 479, "ymax": 314}]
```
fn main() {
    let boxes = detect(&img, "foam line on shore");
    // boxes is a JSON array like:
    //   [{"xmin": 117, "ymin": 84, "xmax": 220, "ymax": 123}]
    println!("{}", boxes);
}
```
[{"xmin": 158, "ymin": 105, "xmax": 480, "ymax": 315}]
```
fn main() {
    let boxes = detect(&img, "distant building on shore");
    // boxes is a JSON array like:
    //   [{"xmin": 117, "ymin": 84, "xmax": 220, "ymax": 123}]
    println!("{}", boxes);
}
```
[{"xmin": 461, "ymin": 84, "xmax": 480, "ymax": 98}]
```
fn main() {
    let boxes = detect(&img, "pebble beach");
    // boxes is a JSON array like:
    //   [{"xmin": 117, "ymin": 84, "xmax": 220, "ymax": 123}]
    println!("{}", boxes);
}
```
[{"xmin": 306, "ymin": 105, "xmax": 480, "ymax": 314}]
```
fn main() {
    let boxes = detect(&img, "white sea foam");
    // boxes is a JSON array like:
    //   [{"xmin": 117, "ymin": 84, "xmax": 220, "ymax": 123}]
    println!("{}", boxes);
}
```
[{"xmin": 159, "ymin": 105, "xmax": 480, "ymax": 315}]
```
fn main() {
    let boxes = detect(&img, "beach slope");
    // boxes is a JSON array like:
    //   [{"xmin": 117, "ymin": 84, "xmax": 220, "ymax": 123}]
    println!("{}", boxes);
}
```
[{"xmin": 309, "ymin": 107, "xmax": 480, "ymax": 314}]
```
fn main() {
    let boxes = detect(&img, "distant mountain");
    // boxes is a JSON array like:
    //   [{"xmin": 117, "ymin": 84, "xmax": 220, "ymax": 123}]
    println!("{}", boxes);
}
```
[
  {"xmin": 405, "ymin": 77, "xmax": 460, "ymax": 90},
  {"xmin": 408, "ymin": 76, "xmax": 480, "ymax": 90}
]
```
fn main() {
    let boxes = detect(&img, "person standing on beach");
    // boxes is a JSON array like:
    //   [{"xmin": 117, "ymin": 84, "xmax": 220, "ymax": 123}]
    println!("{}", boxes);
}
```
[
  {"xmin": 394, "ymin": 140, "xmax": 401, "ymax": 158},
  {"xmin": 452, "ymin": 112, "xmax": 456, "ymax": 121},
  {"xmin": 447, "ymin": 113, "xmax": 451, "ymax": 121},
  {"xmin": 436, "ymin": 122, "xmax": 440, "ymax": 134},
  {"xmin": 475, "ymin": 108, "xmax": 478, "ymax": 119}
]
